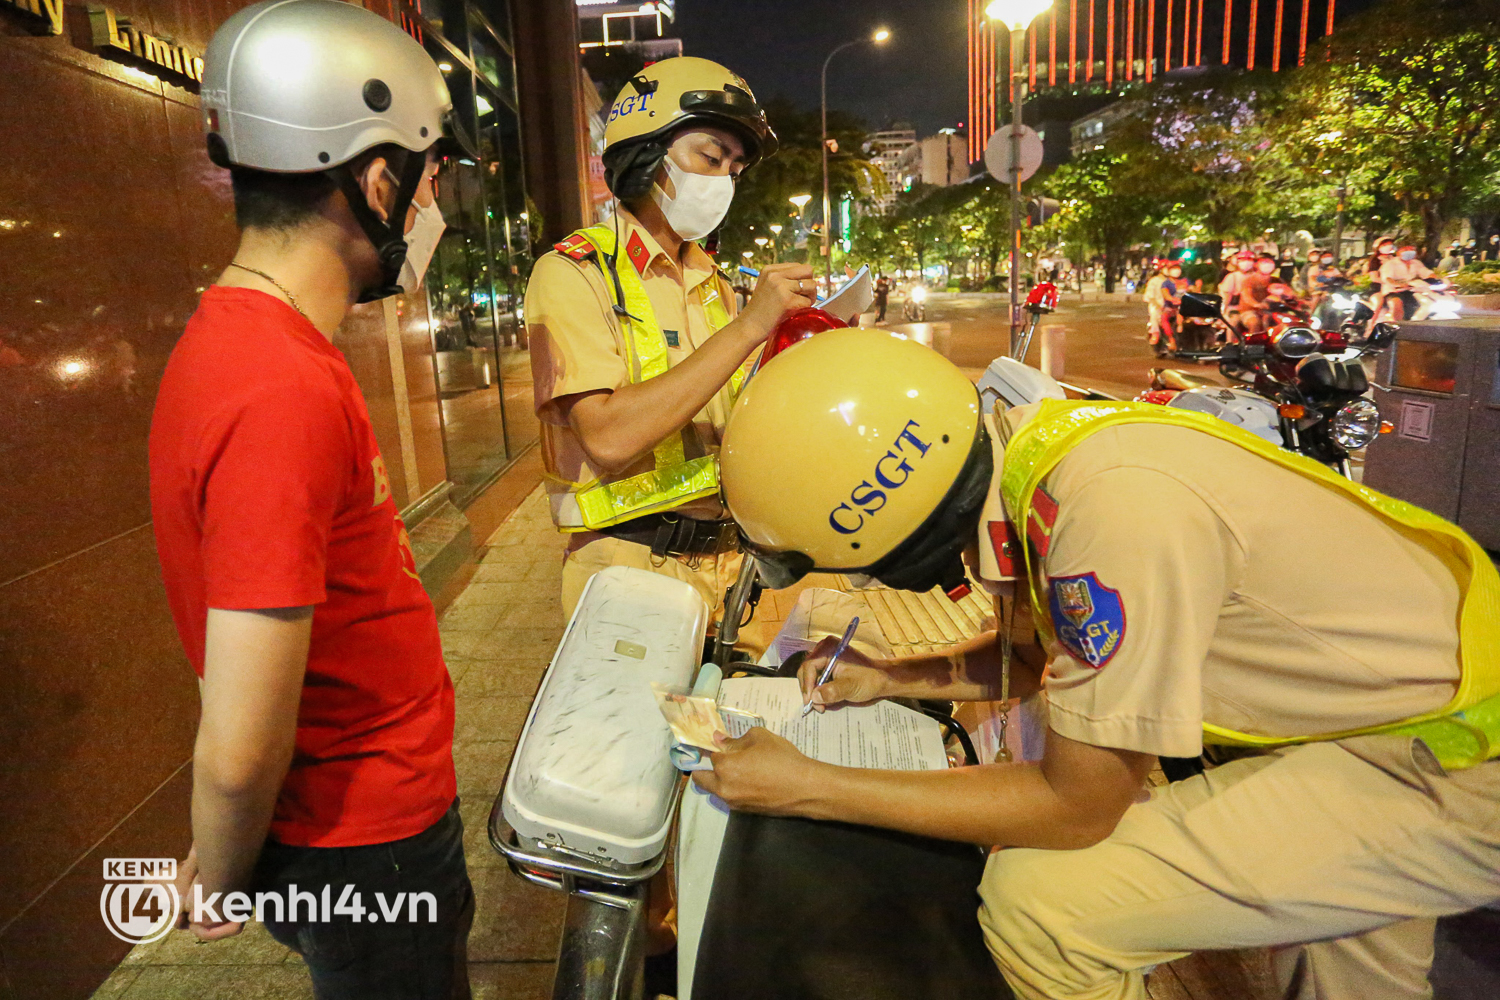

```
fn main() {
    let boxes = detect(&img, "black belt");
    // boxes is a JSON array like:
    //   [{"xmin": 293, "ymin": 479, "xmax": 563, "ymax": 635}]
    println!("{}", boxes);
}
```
[{"xmin": 597, "ymin": 513, "xmax": 739, "ymax": 558}]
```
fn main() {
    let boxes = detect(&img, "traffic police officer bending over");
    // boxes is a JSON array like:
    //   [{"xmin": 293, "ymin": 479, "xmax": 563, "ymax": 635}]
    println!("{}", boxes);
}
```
[
  {"xmin": 697, "ymin": 330, "xmax": 1500, "ymax": 1000},
  {"xmin": 525, "ymin": 57, "xmax": 815, "ymax": 616}
]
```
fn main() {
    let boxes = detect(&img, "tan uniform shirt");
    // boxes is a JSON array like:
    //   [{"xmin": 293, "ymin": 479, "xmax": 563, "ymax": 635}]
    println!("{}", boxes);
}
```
[
  {"xmin": 524, "ymin": 209, "xmax": 741, "ymax": 524},
  {"xmin": 995, "ymin": 413, "xmax": 1461, "ymax": 758},
  {"xmin": 1377, "ymin": 256, "xmax": 1435, "ymax": 293}
]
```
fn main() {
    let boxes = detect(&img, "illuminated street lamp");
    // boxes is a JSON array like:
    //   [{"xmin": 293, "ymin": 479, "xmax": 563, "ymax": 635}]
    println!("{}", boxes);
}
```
[
  {"xmin": 986, "ymin": 0, "xmax": 1049, "ymax": 352},
  {"xmin": 768, "ymin": 223, "xmax": 784, "ymax": 263},
  {"xmin": 821, "ymin": 28, "xmax": 891, "ymax": 291}
]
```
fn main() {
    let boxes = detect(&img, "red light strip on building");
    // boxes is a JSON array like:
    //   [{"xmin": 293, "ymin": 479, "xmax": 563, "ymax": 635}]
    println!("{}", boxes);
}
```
[
  {"xmin": 1069, "ymin": 0, "xmax": 1078, "ymax": 82},
  {"xmin": 1164, "ymin": 0, "xmax": 1173, "ymax": 70},
  {"xmin": 1050, "ymin": 3, "xmax": 1058, "ymax": 85},
  {"xmin": 1298, "ymin": 0, "xmax": 1310, "ymax": 64},
  {"xmin": 1195, "ymin": 0, "xmax": 1204, "ymax": 64},
  {"xmin": 1247, "ymin": 0, "xmax": 1258, "ymax": 69},
  {"xmin": 1105, "ymin": 0, "xmax": 1115, "ymax": 86},
  {"xmin": 1222, "ymin": 0, "xmax": 1233, "ymax": 62},
  {"xmin": 987, "ymin": 24, "xmax": 996, "ymax": 143},
  {"xmin": 1145, "ymin": 0, "xmax": 1155, "ymax": 79},
  {"xmin": 1086, "ymin": 0, "xmax": 1096, "ymax": 80},
  {"xmin": 1272, "ymin": 0, "xmax": 1284, "ymax": 70},
  {"xmin": 1183, "ymin": 0, "xmax": 1192, "ymax": 65},
  {"xmin": 1030, "ymin": 21, "xmax": 1037, "ymax": 88},
  {"xmin": 1125, "ymin": 0, "xmax": 1136, "ymax": 79},
  {"xmin": 968, "ymin": 0, "xmax": 976, "ymax": 160}
]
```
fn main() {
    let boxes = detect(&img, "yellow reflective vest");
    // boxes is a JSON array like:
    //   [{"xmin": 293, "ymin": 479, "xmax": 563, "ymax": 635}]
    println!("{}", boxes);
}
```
[
  {"xmin": 552, "ymin": 224, "xmax": 751, "ymax": 531},
  {"xmin": 999, "ymin": 399, "xmax": 1500, "ymax": 770}
]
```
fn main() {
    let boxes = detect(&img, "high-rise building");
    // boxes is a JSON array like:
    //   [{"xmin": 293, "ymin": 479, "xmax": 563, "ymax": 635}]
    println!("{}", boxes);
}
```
[
  {"xmin": 895, "ymin": 131, "xmax": 971, "ymax": 194},
  {"xmin": 867, "ymin": 123, "xmax": 917, "ymax": 213}
]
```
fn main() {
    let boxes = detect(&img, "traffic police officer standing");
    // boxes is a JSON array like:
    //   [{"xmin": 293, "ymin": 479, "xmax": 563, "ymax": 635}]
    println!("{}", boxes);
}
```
[
  {"xmin": 525, "ymin": 57, "xmax": 814, "ymax": 616},
  {"xmin": 697, "ymin": 333, "xmax": 1500, "ymax": 1000}
]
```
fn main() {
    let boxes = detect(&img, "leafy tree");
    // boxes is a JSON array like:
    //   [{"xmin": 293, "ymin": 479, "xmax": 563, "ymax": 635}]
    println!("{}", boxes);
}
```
[
  {"xmin": 718, "ymin": 99, "xmax": 885, "ymax": 266},
  {"xmin": 1042, "ymin": 149, "xmax": 1167, "ymax": 290},
  {"xmin": 1272, "ymin": 0, "xmax": 1500, "ymax": 254},
  {"xmin": 1108, "ymin": 69, "xmax": 1276, "ymax": 258}
]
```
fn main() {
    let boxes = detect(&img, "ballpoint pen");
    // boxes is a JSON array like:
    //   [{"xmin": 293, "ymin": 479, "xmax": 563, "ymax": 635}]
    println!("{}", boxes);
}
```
[{"xmin": 802, "ymin": 616, "xmax": 859, "ymax": 717}]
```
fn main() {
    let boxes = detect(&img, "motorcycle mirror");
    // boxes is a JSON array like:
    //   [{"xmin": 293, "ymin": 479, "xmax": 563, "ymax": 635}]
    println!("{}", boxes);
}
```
[{"xmin": 1179, "ymin": 292, "xmax": 1224, "ymax": 321}]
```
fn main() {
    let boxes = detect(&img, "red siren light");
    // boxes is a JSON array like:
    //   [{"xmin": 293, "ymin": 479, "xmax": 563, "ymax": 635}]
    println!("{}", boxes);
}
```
[{"xmin": 758, "ymin": 307, "xmax": 848, "ymax": 367}]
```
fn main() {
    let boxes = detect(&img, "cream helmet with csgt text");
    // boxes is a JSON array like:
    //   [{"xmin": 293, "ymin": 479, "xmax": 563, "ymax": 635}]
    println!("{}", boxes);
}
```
[
  {"xmin": 601, "ymin": 56, "xmax": 778, "ymax": 201},
  {"xmin": 720, "ymin": 329, "xmax": 993, "ymax": 595}
]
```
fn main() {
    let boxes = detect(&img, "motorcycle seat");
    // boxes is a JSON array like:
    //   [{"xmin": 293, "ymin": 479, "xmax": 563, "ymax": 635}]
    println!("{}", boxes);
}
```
[
  {"xmin": 1152, "ymin": 368, "xmax": 1216, "ymax": 392},
  {"xmin": 693, "ymin": 813, "xmax": 1009, "ymax": 1000}
]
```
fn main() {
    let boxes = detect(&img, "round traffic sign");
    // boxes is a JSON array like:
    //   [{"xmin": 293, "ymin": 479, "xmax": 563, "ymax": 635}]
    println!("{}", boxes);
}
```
[{"xmin": 984, "ymin": 126, "xmax": 1044, "ymax": 186}]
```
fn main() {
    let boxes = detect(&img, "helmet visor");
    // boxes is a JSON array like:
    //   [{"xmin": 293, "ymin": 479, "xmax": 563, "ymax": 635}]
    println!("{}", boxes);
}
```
[{"xmin": 679, "ymin": 87, "xmax": 779, "ymax": 161}]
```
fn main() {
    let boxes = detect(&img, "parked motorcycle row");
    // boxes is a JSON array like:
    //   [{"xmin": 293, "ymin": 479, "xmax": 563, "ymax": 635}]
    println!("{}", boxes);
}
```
[{"xmin": 1135, "ymin": 292, "xmax": 1400, "ymax": 478}]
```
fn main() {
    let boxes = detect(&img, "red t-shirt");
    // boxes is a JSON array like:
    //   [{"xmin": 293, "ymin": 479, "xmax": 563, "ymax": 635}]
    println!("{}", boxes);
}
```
[{"xmin": 149, "ymin": 286, "xmax": 455, "ymax": 848}]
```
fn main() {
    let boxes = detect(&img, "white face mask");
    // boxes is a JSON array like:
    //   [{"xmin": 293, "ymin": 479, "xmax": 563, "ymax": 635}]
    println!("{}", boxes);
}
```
[
  {"xmin": 1400, "ymin": 250, "xmax": 1417, "ymax": 261},
  {"xmin": 383, "ymin": 168, "xmax": 446, "ymax": 293},
  {"xmin": 651, "ymin": 156, "xmax": 734, "ymax": 242},
  {"xmin": 399, "ymin": 197, "xmax": 446, "ymax": 292}
]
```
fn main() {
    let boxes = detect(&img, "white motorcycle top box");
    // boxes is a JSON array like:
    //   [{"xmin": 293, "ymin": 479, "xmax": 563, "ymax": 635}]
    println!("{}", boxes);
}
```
[{"xmin": 502, "ymin": 566, "xmax": 708, "ymax": 867}]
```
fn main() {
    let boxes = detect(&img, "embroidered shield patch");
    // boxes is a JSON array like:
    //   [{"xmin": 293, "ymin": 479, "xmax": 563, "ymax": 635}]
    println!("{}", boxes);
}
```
[{"xmin": 1048, "ymin": 572, "xmax": 1126, "ymax": 669}]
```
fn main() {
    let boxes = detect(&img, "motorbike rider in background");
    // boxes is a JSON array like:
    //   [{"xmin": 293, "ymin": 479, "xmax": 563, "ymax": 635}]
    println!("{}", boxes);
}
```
[
  {"xmin": 1145, "ymin": 261, "xmax": 1183, "ymax": 358},
  {"xmin": 1437, "ymin": 244, "xmax": 1464, "ymax": 275},
  {"xmin": 1376, "ymin": 245, "xmax": 1436, "ymax": 322},
  {"xmin": 1306, "ymin": 251, "xmax": 1344, "ymax": 313},
  {"xmin": 1277, "ymin": 247, "xmax": 1300, "ymax": 287},
  {"xmin": 1362, "ymin": 237, "xmax": 1397, "ymax": 304},
  {"xmin": 1216, "ymin": 250, "xmax": 1255, "ymax": 343},
  {"xmin": 1236, "ymin": 253, "xmax": 1280, "ymax": 336}
]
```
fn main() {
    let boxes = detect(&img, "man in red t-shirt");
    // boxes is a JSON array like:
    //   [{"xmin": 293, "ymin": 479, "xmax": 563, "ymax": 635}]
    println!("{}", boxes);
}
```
[{"xmin": 150, "ymin": 4, "xmax": 470, "ymax": 997}]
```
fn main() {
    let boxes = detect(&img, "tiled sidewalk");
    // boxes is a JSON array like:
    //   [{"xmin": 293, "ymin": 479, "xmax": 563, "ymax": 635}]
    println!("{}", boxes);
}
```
[{"xmin": 93, "ymin": 488, "xmax": 575, "ymax": 1000}]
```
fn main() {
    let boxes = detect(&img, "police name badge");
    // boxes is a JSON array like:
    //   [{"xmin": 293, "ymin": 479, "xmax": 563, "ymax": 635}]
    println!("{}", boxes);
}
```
[{"xmin": 1048, "ymin": 572, "xmax": 1126, "ymax": 669}]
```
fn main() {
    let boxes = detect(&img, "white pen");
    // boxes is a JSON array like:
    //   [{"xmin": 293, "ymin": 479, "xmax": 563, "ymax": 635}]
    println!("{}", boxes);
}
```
[{"xmin": 802, "ymin": 616, "xmax": 860, "ymax": 717}]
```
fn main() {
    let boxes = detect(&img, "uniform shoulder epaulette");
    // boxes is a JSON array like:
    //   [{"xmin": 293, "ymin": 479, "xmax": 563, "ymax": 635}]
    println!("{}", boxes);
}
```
[{"xmin": 553, "ymin": 233, "xmax": 596, "ymax": 261}]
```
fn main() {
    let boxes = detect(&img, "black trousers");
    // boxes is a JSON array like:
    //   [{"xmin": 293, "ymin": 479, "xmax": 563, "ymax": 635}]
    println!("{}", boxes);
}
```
[{"xmin": 252, "ymin": 799, "xmax": 474, "ymax": 1000}]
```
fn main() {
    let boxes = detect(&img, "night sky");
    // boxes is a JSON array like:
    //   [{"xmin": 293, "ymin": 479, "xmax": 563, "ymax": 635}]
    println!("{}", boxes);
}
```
[{"xmin": 677, "ymin": 1, "xmax": 969, "ymax": 137}]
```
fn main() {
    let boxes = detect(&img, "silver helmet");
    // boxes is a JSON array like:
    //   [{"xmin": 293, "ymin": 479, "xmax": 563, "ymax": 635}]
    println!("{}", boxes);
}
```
[
  {"xmin": 202, "ymin": 0, "xmax": 449, "ymax": 173},
  {"xmin": 202, "ymin": 0, "xmax": 460, "ymax": 301}
]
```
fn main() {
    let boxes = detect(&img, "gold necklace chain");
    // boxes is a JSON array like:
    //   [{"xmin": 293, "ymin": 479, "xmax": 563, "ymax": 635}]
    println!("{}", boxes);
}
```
[{"xmin": 226, "ymin": 261, "xmax": 309, "ymax": 322}]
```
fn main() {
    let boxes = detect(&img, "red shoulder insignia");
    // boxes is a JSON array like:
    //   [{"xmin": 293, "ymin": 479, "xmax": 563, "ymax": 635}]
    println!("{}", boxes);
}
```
[
  {"xmin": 554, "ymin": 234, "xmax": 595, "ymax": 261},
  {"xmin": 1026, "ymin": 484, "xmax": 1059, "ymax": 559},
  {"xmin": 988, "ymin": 519, "xmax": 1022, "ymax": 578},
  {"xmin": 624, "ymin": 231, "xmax": 651, "ymax": 275}
]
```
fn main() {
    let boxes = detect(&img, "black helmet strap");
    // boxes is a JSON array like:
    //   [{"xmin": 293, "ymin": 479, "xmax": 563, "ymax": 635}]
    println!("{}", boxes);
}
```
[
  {"xmin": 337, "ymin": 147, "xmax": 429, "ymax": 303},
  {"xmin": 862, "ymin": 420, "xmax": 994, "ymax": 595},
  {"xmin": 602, "ymin": 139, "xmax": 670, "ymax": 202}
]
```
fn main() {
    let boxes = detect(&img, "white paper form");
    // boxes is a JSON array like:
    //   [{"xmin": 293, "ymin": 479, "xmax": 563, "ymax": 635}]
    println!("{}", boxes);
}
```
[{"xmin": 717, "ymin": 677, "xmax": 948, "ymax": 771}]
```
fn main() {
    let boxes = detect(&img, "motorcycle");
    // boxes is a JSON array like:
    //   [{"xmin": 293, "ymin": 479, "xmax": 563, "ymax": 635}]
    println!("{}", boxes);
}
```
[
  {"xmin": 1404, "ymin": 277, "xmax": 1463, "ymax": 322},
  {"xmin": 1010, "ymin": 281, "xmax": 1059, "ymax": 362},
  {"xmin": 1159, "ymin": 292, "xmax": 1399, "ymax": 476},
  {"xmin": 903, "ymin": 283, "xmax": 928, "ymax": 322},
  {"xmin": 1309, "ymin": 277, "xmax": 1376, "ymax": 342}
]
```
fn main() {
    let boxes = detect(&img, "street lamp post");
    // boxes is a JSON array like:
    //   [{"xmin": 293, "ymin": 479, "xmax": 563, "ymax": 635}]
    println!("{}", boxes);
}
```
[
  {"xmin": 986, "ymin": 0, "xmax": 1049, "ymax": 354},
  {"xmin": 788, "ymin": 194, "xmax": 812, "ymax": 264},
  {"xmin": 822, "ymin": 28, "xmax": 890, "ymax": 294},
  {"xmin": 769, "ymin": 223, "xmax": 783, "ymax": 263}
]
